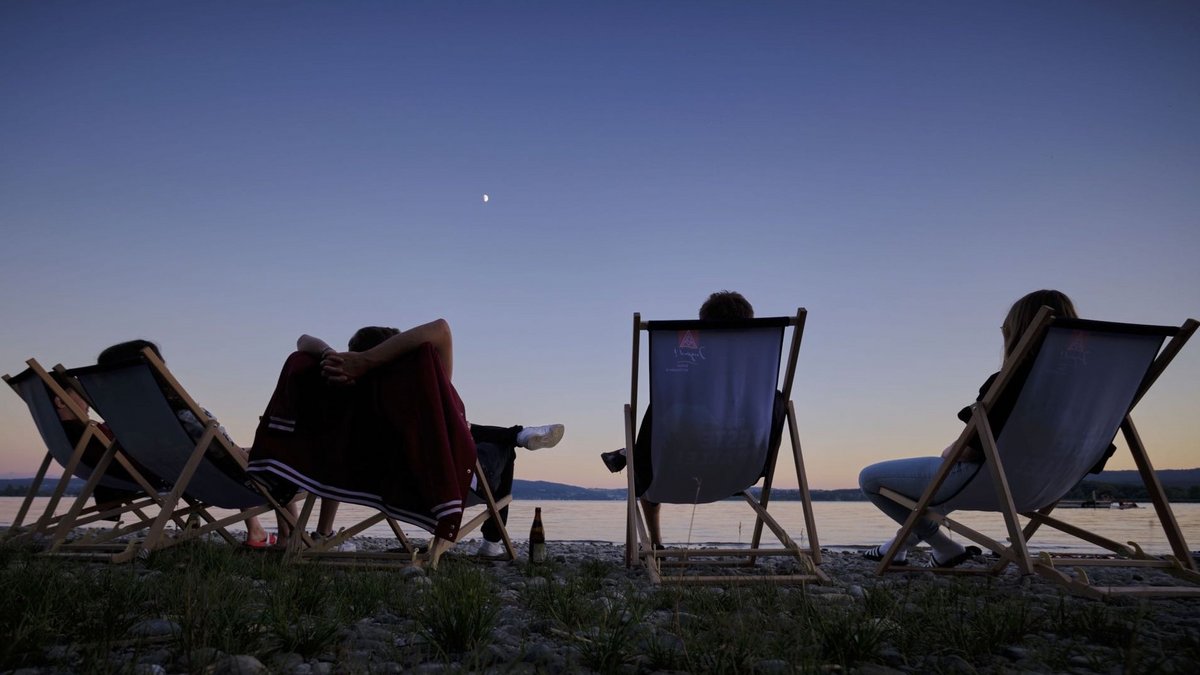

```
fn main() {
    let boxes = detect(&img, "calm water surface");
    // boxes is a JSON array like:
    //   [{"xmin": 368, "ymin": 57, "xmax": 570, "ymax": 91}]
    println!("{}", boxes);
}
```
[{"xmin": 5, "ymin": 497, "xmax": 1198, "ymax": 555}]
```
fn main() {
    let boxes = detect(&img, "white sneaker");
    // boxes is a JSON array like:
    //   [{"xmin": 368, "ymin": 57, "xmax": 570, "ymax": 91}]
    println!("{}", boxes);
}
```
[
  {"xmin": 516, "ymin": 424, "xmax": 564, "ymax": 450},
  {"xmin": 476, "ymin": 539, "xmax": 506, "ymax": 559}
]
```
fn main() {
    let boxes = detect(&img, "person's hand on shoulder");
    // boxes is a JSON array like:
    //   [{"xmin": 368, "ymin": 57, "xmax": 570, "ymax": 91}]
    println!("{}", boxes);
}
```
[{"xmin": 321, "ymin": 351, "xmax": 369, "ymax": 385}]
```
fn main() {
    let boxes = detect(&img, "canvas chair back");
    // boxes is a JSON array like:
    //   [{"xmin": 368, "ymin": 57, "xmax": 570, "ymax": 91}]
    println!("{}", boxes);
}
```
[
  {"xmin": 940, "ymin": 319, "xmax": 1174, "ymax": 513},
  {"xmin": 642, "ymin": 319, "xmax": 786, "ymax": 504},
  {"xmin": 71, "ymin": 360, "xmax": 265, "ymax": 509},
  {"xmin": 6, "ymin": 368, "xmax": 139, "ymax": 492}
]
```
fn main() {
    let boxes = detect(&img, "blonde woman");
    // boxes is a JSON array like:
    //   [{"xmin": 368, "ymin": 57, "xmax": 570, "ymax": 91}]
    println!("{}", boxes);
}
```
[{"xmin": 858, "ymin": 290, "xmax": 1082, "ymax": 567}]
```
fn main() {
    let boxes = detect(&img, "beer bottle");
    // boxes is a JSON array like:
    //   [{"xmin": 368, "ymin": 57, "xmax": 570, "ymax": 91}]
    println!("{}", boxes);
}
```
[{"xmin": 529, "ymin": 507, "xmax": 546, "ymax": 563}]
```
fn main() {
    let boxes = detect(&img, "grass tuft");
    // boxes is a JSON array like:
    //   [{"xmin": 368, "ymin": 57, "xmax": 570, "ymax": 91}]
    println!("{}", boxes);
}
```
[{"xmin": 415, "ymin": 561, "xmax": 499, "ymax": 655}]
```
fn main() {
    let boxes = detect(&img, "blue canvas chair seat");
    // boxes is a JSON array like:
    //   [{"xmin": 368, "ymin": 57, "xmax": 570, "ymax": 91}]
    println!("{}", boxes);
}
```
[
  {"xmin": 4, "ymin": 360, "xmax": 172, "ymax": 548},
  {"xmin": 64, "ymin": 348, "xmax": 306, "ymax": 561},
  {"xmin": 876, "ymin": 309, "xmax": 1200, "ymax": 598},
  {"xmin": 625, "ymin": 310, "xmax": 827, "ymax": 584},
  {"xmin": 642, "ymin": 321, "xmax": 783, "ymax": 505}
]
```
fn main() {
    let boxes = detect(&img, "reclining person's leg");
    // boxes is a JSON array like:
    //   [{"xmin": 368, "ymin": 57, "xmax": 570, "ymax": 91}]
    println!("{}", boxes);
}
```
[
  {"xmin": 859, "ymin": 456, "xmax": 981, "ymax": 565},
  {"xmin": 476, "ymin": 440, "xmax": 516, "ymax": 558}
]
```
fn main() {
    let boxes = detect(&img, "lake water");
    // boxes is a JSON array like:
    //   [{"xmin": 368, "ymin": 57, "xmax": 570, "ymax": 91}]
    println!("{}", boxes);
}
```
[{"xmin": 5, "ymin": 497, "xmax": 1199, "ymax": 555}]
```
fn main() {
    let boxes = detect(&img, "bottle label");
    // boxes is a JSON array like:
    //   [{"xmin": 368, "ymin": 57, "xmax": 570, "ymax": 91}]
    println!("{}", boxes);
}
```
[{"xmin": 530, "ymin": 542, "xmax": 546, "ymax": 563}]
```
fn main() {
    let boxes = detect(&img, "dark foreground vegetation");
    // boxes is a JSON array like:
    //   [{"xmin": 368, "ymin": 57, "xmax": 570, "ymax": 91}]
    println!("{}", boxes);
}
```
[{"xmin": 2, "ymin": 540, "xmax": 1199, "ymax": 674}]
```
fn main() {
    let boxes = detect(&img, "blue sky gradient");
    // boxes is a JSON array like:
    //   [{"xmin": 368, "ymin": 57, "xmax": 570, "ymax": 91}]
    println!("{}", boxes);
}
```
[{"xmin": 2, "ymin": 1, "xmax": 1197, "ymax": 488}]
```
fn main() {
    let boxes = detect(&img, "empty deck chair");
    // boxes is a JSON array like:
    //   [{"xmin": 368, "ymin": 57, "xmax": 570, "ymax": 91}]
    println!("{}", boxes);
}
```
[
  {"xmin": 3, "ymin": 360, "xmax": 173, "ymax": 547},
  {"xmin": 63, "ymin": 348, "xmax": 305, "ymax": 562},
  {"xmin": 625, "ymin": 309, "xmax": 827, "ymax": 584},
  {"xmin": 875, "ymin": 308, "xmax": 1199, "ymax": 598},
  {"xmin": 247, "ymin": 346, "xmax": 511, "ymax": 568}
]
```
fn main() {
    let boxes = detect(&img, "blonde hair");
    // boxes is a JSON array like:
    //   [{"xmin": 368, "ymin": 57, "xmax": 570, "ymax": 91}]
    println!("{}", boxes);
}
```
[{"xmin": 1001, "ymin": 289, "xmax": 1078, "ymax": 356}]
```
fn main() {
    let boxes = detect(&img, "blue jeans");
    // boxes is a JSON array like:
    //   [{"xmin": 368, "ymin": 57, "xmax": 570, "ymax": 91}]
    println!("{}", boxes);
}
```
[{"xmin": 858, "ymin": 457, "xmax": 982, "ymax": 541}]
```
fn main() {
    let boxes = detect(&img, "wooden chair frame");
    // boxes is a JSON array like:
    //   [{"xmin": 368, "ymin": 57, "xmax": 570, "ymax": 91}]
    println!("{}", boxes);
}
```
[
  {"xmin": 282, "ymin": 456, "xmax": 514, "ymax": 569},
  {"xmin": 3, "ymin": 359, "xmax": 198, "ymax": 552},
  {"xmin": 875, "ymin": 309, "xmax": 1200, "ymax": 599},
  {"xmin": 57, "ymin": 349, "xmax": 312, "ymax": 562},
  {"xmin": 625, "ymin": 308, "xmax": 827, "ymax": 585}
]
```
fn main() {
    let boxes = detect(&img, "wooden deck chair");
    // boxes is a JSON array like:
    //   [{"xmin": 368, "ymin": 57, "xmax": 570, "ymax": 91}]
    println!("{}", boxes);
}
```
[
  {"xmin": 247, "ymin": 348, "xmax": 513, "ymax": 569},
  {"xmin": 875, "ymin": 308, "xmax": 1200, "ymax": 599},
  {"xmin": 3, "ymin": 360, "xmax": 180, "ymax": 548},
  {"xmin": 61, "ymin": 348, "xmax": 309, "ymax": 562},
  {"xmin": 280, "ymin": 460, "xmax": 515, "ymax": 569},
  {"xmin": 624, "ymin": 309, "xmax": 827, "ymax": 585}
]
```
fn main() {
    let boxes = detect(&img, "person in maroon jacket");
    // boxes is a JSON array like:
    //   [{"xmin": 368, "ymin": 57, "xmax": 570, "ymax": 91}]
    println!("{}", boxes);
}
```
[{"xmin": 301, "ymin": 320, "xmax": 564, "ymax": 558}]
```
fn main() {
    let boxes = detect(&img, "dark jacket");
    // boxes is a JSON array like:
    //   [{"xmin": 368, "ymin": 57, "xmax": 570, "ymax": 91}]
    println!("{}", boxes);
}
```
[{"xmin": 248, "ymin": 344, "xmax": 476, "ymax": 541}]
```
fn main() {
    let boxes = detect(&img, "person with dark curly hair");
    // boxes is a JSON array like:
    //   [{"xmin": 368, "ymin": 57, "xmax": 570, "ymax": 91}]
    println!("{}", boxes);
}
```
[{"xmin": 600, "ymin": 290, "xmax": 768, "ymax": 550}]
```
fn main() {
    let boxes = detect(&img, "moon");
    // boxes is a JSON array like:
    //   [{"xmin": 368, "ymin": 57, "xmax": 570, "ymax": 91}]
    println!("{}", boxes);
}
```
[{"xmin": 482, "ymin": 194, "xmax": 489, "ymax": 203}]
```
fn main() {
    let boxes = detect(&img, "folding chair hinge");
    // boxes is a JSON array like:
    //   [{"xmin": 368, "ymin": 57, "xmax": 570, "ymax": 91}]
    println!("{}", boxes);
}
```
[
  {"xmin": 1126, "ymin": 541, "xmax": 1147, "ymax": 559},
  {"xmin": 1073, "ymin": 567, "xmax": 1091, "ymax": 586}
]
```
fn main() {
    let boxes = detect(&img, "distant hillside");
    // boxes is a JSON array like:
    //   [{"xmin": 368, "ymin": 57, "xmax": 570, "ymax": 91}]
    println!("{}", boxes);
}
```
[
  {"xmin": 512, "ymin": 480, "xmax": 625, "ymax": 500},
  {"xmin": 510, "ymin": 480, "xmax": 866, "ymax": 502},
  {"xmin": 0, "ymin": 477, "xmax": 87, "ymax": 497},
  {"xmin": 1069, "ymin": 469, "xmax": 1200, "ymax": 502}
]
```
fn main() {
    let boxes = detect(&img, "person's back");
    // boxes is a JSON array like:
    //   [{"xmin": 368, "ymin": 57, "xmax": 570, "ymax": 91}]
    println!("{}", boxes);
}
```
[{"xmin": 602, "ymin": 290, "xmax": 762, "ymax": 548}]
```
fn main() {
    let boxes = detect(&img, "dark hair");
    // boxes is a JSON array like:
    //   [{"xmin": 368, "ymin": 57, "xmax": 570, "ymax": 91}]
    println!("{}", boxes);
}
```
[
  {"xmin": 97, "ymin": 339, "xmax": 163, "ymax": 365},
  {"xmin": 1001, "ymin": 289, "xmax": 1078, "ymax": 356},
  {"xmin": 699, "ymin": 290, "xmax": 754, "ymax": 320},
  {"xmin": 97, "ymin": 339, "xmax": 183, "ymax": 409},
  {"xmin": 348, "ymin": 326, "xmax": 400, "ymax": 352}
]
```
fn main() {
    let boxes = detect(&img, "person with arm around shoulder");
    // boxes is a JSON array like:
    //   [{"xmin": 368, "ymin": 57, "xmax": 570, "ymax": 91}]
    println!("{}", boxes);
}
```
[{"xmin": 299, "ymin": 321, "xmax": 565, "ymax": 558}]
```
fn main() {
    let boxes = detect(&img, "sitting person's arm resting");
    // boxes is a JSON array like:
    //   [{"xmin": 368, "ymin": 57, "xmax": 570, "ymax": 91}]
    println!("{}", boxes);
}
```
[{"xmin": 319, "ymin": 319, "xmax": 454, "ymax": 384}]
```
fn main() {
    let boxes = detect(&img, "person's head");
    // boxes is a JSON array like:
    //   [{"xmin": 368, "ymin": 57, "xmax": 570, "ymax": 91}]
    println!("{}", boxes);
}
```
[
  {"xmin": 53, "ymin": 388, "xmax": 89, "ymax": 421},
  {"xmin": 348, "ymin": 326, "xmax": 399, "ymax": 352},
  {"xmin": 1001, "ymin": 289, "xmax": 1078, "ymax": 356},
  {"xmin": 699, "ymin": 290, "xmax": 754, "ymax": 321},
  {"xmin": 97, "ymin": 339, "xmax": 182, "ymax": 406},
  {"xmin": 97, "ymin": 339, "xmax": 163, "ymax": 365}
]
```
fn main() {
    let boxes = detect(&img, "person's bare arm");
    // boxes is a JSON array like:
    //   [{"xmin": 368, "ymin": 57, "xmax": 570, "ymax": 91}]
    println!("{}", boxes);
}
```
[{"xmin": 322, "ymin": 319, "xmax": 454, "ymax": 384}]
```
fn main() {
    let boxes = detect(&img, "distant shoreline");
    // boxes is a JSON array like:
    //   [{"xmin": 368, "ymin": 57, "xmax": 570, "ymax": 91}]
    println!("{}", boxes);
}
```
[{"xmin": 4, "ymin": 467, "xmax": 1200, "ymax": 502}]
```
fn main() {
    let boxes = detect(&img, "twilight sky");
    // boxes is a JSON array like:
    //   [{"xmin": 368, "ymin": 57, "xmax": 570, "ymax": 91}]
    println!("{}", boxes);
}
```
[{"xmin": 1, "ymin": 1, "xmax": 1197, "ymax": 489}]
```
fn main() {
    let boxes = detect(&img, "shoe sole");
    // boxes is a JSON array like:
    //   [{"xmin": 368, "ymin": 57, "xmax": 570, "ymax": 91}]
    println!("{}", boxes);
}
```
[
  {"xmin": 602, "ymin": 452, "xmax": 626, "ymax": 473},
  {"xmin": 524, "ymin": 425, "xmax": 564, "ymax": 450}
]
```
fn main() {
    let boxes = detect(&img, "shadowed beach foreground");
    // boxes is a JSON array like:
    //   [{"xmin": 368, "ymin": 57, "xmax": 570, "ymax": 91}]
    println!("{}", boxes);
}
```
[{"xmin": 2, "ymin": 537, "xmax": 1199, "ymax": 674}]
